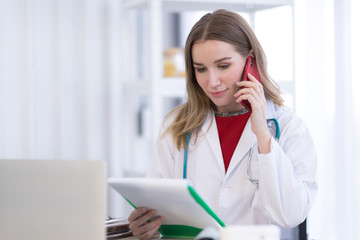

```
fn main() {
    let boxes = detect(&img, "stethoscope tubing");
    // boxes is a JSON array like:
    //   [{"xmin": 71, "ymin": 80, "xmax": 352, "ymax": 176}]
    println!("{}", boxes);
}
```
[
  {"xmin": 183, "ymin": 118, "xmax": 280, "ymax": 180},
  {"xmin": 183, "ymin": 131, "xmax": 191, "ymax": 179}
]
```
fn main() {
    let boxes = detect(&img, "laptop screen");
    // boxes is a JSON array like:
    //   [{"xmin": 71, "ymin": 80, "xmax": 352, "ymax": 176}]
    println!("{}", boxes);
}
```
[{"xmin": 0, "ymin": 159, "xmax": 106, "ymax": 240}]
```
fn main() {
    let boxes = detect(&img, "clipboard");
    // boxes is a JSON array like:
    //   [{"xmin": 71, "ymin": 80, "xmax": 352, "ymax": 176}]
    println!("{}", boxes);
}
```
[{"xmin": 108, "ymin": 178, "xmax": 226, "ymax": 238}]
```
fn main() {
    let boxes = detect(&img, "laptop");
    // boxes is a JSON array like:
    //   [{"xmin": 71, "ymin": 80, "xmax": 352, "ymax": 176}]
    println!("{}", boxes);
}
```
[{"xmin": 0, "ymin": 159, "xmax": 106, "ymax": 240}]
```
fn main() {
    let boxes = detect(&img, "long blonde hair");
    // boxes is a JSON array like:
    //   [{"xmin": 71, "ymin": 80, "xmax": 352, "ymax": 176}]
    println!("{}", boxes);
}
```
[{"xmin": 165, "ymin": 9, "xmax": 284, "ymax": 150}]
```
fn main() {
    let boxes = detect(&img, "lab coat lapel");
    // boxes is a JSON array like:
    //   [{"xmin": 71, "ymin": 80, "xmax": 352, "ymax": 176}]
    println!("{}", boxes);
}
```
[
  {"xmin": 226, "ymin": 119, "xmax": 257, "ymax": 175},
  {"xmin": 265, "ymin": 100, "xmax": 277, "ymax": 120},
  {"xmin": 225, "ymin": 100, "xmax": 277, "ymax": 176},
  {"xmin": 201, "ymin": 113, "xmax": 225, "ymax": 174},
  {"xmin": 200, "ymin": 100, "xmax": 276, "ymax": 177}
]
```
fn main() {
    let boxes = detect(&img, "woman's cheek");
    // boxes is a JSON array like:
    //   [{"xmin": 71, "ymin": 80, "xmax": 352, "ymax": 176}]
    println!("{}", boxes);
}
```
[{"xmin": 224, "ymin": 69, "xmax": 243, "ymax": 86}]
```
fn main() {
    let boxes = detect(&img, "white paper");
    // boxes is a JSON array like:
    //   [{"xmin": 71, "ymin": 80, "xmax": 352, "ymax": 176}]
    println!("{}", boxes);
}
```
[{"xmin": 108, "ymin": 178, "xmax": 223, "ymax": 230}]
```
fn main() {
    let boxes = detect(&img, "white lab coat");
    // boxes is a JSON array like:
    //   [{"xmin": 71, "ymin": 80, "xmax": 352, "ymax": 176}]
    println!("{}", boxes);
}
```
[{"xmin": 147, "ymin": 100, "xmax": 317, "ymax": 228}]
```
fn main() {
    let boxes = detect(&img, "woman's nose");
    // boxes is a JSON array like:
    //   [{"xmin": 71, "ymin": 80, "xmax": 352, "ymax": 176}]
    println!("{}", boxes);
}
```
[{"xmin": 208, "ymin": 71, "xmax": 221, "ymax": 88}]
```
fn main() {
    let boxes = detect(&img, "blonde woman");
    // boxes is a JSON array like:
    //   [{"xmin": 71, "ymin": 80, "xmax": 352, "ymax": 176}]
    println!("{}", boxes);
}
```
[{"xmin": 128, "ymin": 9, "xmax": 317, "ymax": 239}]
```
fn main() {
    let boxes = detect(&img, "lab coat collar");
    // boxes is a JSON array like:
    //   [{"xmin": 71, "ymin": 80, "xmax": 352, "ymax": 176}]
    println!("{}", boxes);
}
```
[
  {"xmin": 265, "ymin": 99, "xmax": 277, "ymax": 120},
  {"xmin": 201, "ymin": 112, "xmax": 257, "ymax": 177},
  {"xmin": 225, "ymin": 119, "xmax": 257, "ymax": 176},
  {"xmin": 201, "ymin": 112, "xmax": 226, "ymax": 175},
  {"xmin": 227, "ymin": 99, "xmax": 278, "ymax": 175},
  {"xmin": 200, "ymin": 99, "xmax": 277, "ymax": 176},
  {"xmin": 200, "ymin": 110, "xmax": 258, "ymax": 177}
]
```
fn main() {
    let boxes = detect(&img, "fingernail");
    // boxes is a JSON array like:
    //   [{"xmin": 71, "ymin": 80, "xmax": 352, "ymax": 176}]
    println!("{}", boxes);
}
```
[{"xmin": 139, "ymin": 207, "xmax": 147, "ymax": 212}]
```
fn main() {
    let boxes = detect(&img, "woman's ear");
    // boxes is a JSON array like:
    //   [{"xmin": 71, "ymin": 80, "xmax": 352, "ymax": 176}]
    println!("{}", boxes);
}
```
[{"xmin": 249, "ymin": 49, "xmax": 255, "ymax": 58}]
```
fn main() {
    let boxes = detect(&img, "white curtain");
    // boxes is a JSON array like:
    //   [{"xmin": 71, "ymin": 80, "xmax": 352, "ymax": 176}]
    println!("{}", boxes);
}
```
[
  {"xmin": 0, "ymin": 0, "xmax": 125, "ymax": 217},
  {"xmin": 295, "ymin": 0, "xmax": 360, "ymax": 239}
]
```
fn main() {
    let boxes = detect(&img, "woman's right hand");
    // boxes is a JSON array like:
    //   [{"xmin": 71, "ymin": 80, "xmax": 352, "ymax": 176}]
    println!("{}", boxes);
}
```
[{"xmin": 128, "ymin": 207, "xmax": 165, "ymax": 240}]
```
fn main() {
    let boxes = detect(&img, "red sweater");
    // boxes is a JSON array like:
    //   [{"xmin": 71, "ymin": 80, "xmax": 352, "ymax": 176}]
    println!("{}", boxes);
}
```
[{"xmin": 215, "ymin": 112, "xmax": 250, "ymax": 172}]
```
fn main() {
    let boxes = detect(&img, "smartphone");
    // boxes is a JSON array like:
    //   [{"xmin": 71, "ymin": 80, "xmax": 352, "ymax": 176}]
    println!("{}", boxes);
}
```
[{"xmin": 240, "ymin": 56, "xmax": 262, "ymax": 111}]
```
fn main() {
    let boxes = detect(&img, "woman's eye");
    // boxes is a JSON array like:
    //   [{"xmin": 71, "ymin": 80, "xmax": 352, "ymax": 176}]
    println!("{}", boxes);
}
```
[
  {"xmin": 218, "ymin": 64, "xmax": 230, "ymax": 70},
  {"xmin": 196, "ymin": 67, "xmax": 206, "ymax": 73}
]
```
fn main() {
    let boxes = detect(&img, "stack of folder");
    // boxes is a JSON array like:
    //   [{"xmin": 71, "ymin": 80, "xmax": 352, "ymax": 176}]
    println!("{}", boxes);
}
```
[
  {"xmin": 108, "ymin": 178, "xmax": 225, "ymax": 238},
  {"xmin": 106, "ymin": 218, "xmax": 133, "ymax": 239}
]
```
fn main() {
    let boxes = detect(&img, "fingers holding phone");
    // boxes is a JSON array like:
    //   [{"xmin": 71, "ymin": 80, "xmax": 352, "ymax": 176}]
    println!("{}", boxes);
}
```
[
  {"xmin": 235, "ymin": 73, "xmax": 265, "ymax": 111},
  {"xmin": 234, "ymin": 56, "xmax": 263, "ymax": 111},
  {"xmin": 234, "ymin": 56, "xmax": 270, "ymax": 147}
]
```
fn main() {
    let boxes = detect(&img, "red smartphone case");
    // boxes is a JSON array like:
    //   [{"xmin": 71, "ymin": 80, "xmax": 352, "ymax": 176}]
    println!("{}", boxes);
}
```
[{"xmin": 240, "ymin": 56, "xmax": 262, "ymax": 111}]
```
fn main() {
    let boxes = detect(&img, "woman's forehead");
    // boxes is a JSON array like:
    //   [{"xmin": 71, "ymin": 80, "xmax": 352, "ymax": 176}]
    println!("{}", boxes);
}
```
[{"xmin": 191, "ymin": 40, "xmax": 243, "ymax": 61}]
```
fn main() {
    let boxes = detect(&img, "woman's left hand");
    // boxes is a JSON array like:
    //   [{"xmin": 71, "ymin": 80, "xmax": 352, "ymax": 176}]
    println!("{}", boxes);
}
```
[{"xmin": 234, "ymin": 73, "xmax": 271, "ymax": 153}]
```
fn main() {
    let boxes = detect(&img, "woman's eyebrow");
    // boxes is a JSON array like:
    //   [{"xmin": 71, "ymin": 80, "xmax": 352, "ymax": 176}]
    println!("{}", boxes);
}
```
[
  {"xmin": 193, "ymin": 57, "xmax": 232, "ymax": 66},
  {"xmin": 214, "ymin": 57, "xmax": 232, "ymax": 63}
]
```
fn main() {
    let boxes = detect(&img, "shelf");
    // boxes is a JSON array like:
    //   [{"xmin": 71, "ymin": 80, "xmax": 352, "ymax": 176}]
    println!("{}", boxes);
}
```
[
  {"xmin": 120, "ymin": 0, "xmax": 296, "ymax": 178},
  {"xmin": 123, "ymin": 77, "xmax": 186, "ymax": 98},
  {"xmin": 158, "ymin": 78, "xmax": 187, "ymax": 97},
  {"xmin": 123, "ymin": 0, "xmax": 293, "ymax": 12}
]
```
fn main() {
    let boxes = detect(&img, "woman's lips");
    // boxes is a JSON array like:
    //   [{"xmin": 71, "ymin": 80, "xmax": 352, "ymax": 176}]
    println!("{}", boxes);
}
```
[{"xmin": 210, "ymin": 90, "xmax": 227, "ymax": 98}]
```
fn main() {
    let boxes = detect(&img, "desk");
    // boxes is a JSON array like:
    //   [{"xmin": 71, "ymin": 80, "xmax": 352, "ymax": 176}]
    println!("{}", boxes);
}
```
[
  {"xmin": 122, "ymin": 238, "xmax": 190, "ymax": 240},
  {"xmin": 111, "ymin": 233, "xmax": 191, "ymax": 240}
]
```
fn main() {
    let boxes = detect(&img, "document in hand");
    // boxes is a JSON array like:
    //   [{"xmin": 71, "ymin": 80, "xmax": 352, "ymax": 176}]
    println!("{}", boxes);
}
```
[{"xmin": 108, "ymin": 178, "xmax": 226, "ymax": 238}]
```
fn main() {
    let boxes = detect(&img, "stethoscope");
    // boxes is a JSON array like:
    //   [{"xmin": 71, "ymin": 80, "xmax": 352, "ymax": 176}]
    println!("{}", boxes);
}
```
[{"xmin": 183, "ymin": 118, "xmax": 280, "ymax": 184}]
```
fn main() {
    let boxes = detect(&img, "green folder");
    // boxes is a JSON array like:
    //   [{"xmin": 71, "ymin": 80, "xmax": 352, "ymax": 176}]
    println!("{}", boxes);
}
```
[{"xmin": 108, "ymin": 178, "xmax": 226, "ymax": 238}]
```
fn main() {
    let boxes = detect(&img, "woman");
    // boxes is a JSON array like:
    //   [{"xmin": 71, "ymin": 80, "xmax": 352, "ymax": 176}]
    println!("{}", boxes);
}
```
[{"xmin": 128, "ymin": 9, "xmax": 317, "ymax": 239}]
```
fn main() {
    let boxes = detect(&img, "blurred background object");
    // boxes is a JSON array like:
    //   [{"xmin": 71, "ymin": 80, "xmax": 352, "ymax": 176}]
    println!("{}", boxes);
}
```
[{"xmin": 163, "ymin": 47, "xmax": 185, "ymax": 77}]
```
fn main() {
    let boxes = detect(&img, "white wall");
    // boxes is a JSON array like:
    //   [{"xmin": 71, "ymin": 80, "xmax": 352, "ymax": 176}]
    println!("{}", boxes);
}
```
[
  {"xmin": 0, "ymin": 0, "xmax": 125, "ymax": 218},
  {"xmin": 295, "ymin": 0, "xmax": 360, "ymax": 239}
]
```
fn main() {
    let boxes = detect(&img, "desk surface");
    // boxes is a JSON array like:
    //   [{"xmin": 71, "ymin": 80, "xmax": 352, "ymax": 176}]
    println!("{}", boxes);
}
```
[{"xmin": 122, "ymin": 237, "xmax": 188, "ymax": 240}]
